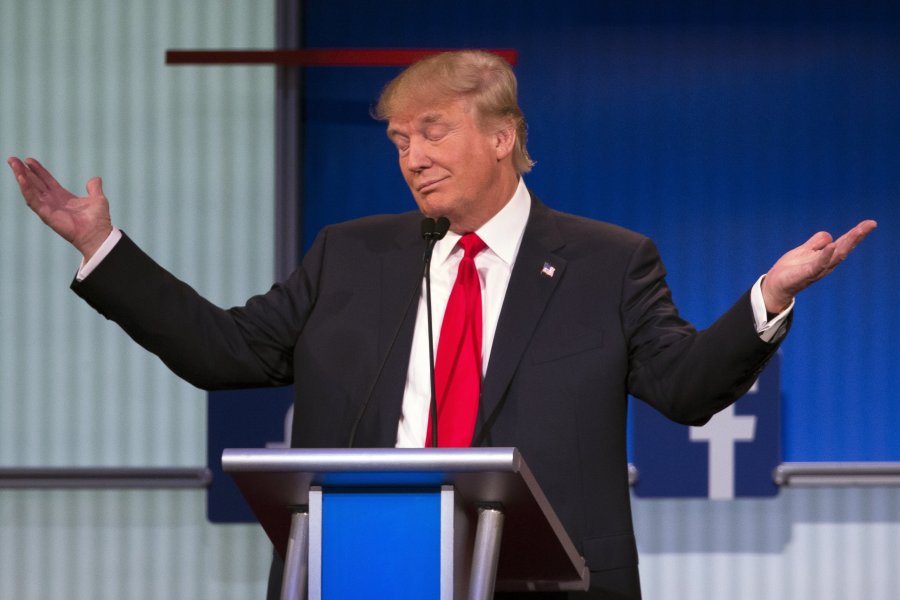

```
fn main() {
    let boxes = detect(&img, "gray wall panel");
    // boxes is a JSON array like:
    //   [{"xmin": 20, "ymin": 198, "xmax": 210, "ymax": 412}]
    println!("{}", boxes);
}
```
[
  {"xmin": 1, "ymin": 0, "xmax": 275, "ymax": 466},
  {"xmin": 1, "ymin": 0, "xmax": 275, "ymax": 597},
  {"xmin": 0, "ymin": 489, "xmax": 272, "ymax": 599},
  {"xmin": 634, "ymin": 487, "xmax": 900, "ymax": 599}
]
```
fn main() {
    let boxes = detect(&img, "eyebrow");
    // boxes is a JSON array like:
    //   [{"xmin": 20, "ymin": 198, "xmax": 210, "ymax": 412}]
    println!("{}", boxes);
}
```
[
  {"xmin": 386, "ymin": 111, "xmax": 448, "ymax": 139},
  {"xmin": 420, "ymin": 112, "xmax": 444, "ymax": 124}
]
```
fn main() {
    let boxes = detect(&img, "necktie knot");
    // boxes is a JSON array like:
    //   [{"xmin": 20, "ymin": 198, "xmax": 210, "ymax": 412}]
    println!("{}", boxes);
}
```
[{"xmin": 458, "ymin": 233, "xmax": 486, "ymax": 259}]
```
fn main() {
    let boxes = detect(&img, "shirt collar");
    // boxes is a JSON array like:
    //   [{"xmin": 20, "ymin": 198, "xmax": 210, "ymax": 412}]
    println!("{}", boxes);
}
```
[{"xmin": 432, "ymin": 177, "xmax": 532, "ymax": 266}]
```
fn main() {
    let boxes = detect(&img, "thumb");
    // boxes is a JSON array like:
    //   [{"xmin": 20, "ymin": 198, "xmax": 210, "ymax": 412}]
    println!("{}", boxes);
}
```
[
  {"xmin": 803, "ymin": 231, "xmax": 833, "ymax": 251},
  {"xmin": 86, "ymin": 176, "xmax": 104, "ymax": 197}
]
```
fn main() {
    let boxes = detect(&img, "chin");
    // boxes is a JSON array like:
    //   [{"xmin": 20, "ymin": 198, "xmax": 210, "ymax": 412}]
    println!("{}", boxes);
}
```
[
  {"xmin": 416, "ymin": 199, "xmax": 449, "ymax": 220},
  {"xmin": 415, "ymin": 192, "xmax": 468, "ymax": 226}
]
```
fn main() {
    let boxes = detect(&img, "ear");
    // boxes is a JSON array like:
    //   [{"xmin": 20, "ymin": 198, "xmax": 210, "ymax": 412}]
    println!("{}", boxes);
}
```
[{"xmin": 493, "ymin": 121, "xmax": 516, "ymax": 161}]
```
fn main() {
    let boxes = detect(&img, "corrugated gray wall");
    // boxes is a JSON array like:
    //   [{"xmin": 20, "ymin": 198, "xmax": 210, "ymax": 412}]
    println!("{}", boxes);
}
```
[
  {"xmin": 1, "ymin": 0, "xmax": 274, "ymax": 465},
  {"xmin": 634, "ymin": 487, "xmax": 900, "ymax": 599},
  {"xmin": 0, "ymin": 490, "xmax": 271, "ymax": 599},
  {"xmin": 1, "ymin": 0, "xmax": 275, "ymax": 597}
]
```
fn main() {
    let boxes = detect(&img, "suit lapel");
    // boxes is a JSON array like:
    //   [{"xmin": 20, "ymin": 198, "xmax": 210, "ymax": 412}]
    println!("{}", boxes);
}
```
[
  {"xmin": 377, "ymin": 226, "xmax": 424, "ymax": 357},
  {"xmin": 475, "ymin": 198, "xmax": 566, "ymax": 444}
]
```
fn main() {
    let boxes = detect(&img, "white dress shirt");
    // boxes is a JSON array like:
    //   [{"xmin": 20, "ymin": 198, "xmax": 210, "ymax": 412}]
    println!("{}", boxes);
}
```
[{"xmin": 395, "ymin": 178, "xmax": 532, "ymax": 447}]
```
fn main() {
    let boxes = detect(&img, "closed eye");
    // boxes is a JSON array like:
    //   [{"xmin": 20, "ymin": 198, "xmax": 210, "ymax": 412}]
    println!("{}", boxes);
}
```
[
  {"xmin": 425, "ymin": 126, "xmax": 449, "ymax": 142},
  {"xmin": 391, "ymin": 135, "xmax": 410, "ymax": 153}
]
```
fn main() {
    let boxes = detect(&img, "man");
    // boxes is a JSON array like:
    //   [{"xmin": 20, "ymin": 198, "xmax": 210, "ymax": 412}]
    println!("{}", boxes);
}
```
[{"xmin": 8, "ymin": 50, "xmax": 875, "ymax": 598}]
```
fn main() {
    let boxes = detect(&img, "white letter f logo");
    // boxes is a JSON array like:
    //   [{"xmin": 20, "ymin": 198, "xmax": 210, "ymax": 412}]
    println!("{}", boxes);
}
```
[{"xmin": 690, "ymin": 402, "xmax": 756, "ymax": 499}]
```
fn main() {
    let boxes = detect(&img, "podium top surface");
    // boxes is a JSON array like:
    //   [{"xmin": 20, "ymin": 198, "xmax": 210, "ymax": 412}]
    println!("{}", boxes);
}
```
[
  {"xmin": 222, "ymin": 447, "xmax": 540, "ymax": 507},
  {"xmin": 223, "ymin": 447, "xmax": 588, "ymax": 591},
  {"xmin": 224, "ymin": 446, "xmax": 523, "ymax": 475}
]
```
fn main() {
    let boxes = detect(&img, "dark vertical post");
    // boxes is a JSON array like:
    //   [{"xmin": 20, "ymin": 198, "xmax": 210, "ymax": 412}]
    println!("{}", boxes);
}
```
[{"xmin": 274, "ymin": 0, "xmax": 303, "ymax": 280}]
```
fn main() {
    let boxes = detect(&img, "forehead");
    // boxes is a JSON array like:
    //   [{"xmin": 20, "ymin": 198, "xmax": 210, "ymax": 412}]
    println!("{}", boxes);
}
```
[{"xmin": 386, "ymin": 99, "xmax": 472, "ymax": 135}]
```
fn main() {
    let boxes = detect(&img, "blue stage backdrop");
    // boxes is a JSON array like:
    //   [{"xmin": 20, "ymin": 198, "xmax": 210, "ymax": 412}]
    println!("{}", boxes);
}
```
[{"xmin": 299, "ymin": 0, "xmax": 899, "ymax": 463}]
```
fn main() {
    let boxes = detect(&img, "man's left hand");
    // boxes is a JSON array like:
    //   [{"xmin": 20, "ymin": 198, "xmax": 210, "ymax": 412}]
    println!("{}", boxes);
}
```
[{"xmin": 762, "ymin": 220, "xmax": 878, "ymax": 313}]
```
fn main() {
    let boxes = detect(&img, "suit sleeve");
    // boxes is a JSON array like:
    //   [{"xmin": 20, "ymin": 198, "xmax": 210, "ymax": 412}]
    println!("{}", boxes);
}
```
[
  {"xmin": 622, "ymin": 237, "xmax": 788, "ymax": 425},
  {"xmin": 71, "ymin": 231, "xmax": 327, "ymax": 390}
]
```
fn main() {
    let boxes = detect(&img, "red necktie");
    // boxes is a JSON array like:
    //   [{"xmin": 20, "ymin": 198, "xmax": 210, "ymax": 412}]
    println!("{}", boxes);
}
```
[{"xmin": 426, "ymin": 233, "xmax": 487, "ymax": 447}]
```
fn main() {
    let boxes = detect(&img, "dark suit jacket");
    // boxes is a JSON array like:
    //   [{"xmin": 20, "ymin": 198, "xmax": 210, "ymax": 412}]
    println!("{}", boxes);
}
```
[{"xmin": 73, "ymin": 197, "xmax": 784, "ymax": 598}]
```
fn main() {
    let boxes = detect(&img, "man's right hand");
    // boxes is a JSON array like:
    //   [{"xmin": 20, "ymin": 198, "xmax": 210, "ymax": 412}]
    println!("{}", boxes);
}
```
[{"xmin": 7, "ymin": 157, "xmax": 113, "ymax": 261}]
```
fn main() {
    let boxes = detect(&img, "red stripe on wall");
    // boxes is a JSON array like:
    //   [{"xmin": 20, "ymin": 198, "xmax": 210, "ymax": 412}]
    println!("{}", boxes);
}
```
[{"xmin": 165, "ymin": 48, "xmax": 518, "ymax": 67}]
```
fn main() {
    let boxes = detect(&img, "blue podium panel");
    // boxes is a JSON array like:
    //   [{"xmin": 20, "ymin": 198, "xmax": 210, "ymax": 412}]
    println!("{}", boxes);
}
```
[{"xmin": 322, "ymin": 490, "xmax": 441, "ymax": 599}]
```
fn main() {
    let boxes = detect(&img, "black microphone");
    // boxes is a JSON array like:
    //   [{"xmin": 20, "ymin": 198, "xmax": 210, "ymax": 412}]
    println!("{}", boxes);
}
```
[
  {"xmin": 346, "ymin": 217, "xmax": 450, "ymax": 448},
  {"xmin": 422, "ymin": 216, "xmax": 449, "ymax": 260},
  {"xmin": 422, "ymin": 216, "xmax": 449, "ymax": 447},
  {"xmin": 421, "ymin": 219, "xmax": 436, "ymax": 235}
]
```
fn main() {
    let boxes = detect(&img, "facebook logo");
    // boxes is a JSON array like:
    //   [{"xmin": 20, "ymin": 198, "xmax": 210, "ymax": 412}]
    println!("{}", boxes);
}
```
[{"xmin": 631, "ymin": 354, "xmax": 781, "ymax": 499}]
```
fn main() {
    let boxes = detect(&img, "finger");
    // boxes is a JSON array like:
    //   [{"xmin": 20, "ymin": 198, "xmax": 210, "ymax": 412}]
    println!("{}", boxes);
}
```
[
  {"xmin": 14, "ymin": 158, "xmax": 51, "ymax": 194},
  {"xmin": 815, "ymin": 243, "xmax": 837, "ymax": 275},
  {"xmin": 832, "ymin": 220, "xmax": 878, "ymax": 260},
  {"xmin": 25, "ymin": 157, "xmax": 66, "ymax": 193},
  {"xmin": 7, "ymin": 156, "xmax": 26, "ymax": 174},
  {"xmin": 85, "ymin": 176, "xmax": 104, "ymax": 197},
  {"xmin": 802, "ymin": 231, "xmax": 833, "ymax": 251},
  {"xmin": 850, "ymin": 219, "xmax": 877, "ymax": 242},
  {"xmin": 6, "ymin": 157, "xmax": 31, "ymax": 185},
  {"xmin": 9, "ymin": 160, "xmax": 46, "ymax": 204}
]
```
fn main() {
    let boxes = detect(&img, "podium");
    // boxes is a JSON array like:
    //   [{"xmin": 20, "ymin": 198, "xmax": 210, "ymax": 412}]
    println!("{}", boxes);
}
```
[{"xmin": 223, "ymin": 447, "xmax": 589, "ymax": 599}]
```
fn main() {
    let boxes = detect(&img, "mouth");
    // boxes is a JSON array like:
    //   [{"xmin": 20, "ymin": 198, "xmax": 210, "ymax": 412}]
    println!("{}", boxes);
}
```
[{"xmin": 416, "ymin": 176, "xmax": 448, "ymax": 193}]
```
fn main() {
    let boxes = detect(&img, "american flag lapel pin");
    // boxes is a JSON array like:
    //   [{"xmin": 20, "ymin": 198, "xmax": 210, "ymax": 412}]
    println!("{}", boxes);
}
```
[{"xmin": 540, "ymin": 262, "xmax": 556, "ymax": 278}]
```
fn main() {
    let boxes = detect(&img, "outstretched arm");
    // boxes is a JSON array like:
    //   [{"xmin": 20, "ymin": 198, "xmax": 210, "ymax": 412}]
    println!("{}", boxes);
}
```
[
  {"xmin": 761, "ymin": 220, "xmax": 878, "ymax": 313},
  {"xmin": 7, "ymin": 157, "xmax": 113, "ymax": 261}
]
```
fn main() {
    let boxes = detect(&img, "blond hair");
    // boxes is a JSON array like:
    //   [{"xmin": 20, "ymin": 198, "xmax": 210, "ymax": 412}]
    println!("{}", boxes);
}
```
[{"xmin": 374, "ymin": 50, "xmax": 534, "ymax": 174}]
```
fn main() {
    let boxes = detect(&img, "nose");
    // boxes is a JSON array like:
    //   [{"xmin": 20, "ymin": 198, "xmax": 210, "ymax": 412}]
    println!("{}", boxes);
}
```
[{"xmin": 406, "ymin": 137, "xmax": 432, "ymax": 172}]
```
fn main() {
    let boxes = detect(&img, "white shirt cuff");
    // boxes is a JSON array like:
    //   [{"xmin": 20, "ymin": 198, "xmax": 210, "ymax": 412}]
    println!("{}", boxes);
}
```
[
  {"xmin": 750, "ymin": 274, "xmax": 793, "ymax": 343},
  {"xmin": 75, "ymin": 228, "xmax": 123, "ymax": 281}
]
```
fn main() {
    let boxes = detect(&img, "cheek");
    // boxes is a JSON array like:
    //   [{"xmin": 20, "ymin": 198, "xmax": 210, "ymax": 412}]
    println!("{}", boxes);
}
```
[
  {"xmin": 398, "ymin": 162, "xmax": 416, "ymax": 188},
  {"xmin": 408, "ymin": 189, "xmax": 430, "ymax": 213}
]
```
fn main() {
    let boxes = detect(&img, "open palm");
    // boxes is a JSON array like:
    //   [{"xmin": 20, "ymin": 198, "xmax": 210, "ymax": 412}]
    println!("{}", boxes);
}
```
[
  {"xmin": 8, "ymin": 157, "xmax": 113, "ymax": 258},
  {"xmin": 762, "ymin": 221, "xmax": 878, "ymax": 312}
]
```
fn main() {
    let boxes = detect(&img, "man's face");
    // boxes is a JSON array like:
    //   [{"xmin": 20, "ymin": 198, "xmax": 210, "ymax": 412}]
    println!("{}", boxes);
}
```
[{"xmin": 387, "ymin": 99, "xmax": 514, "ymax": 233}]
